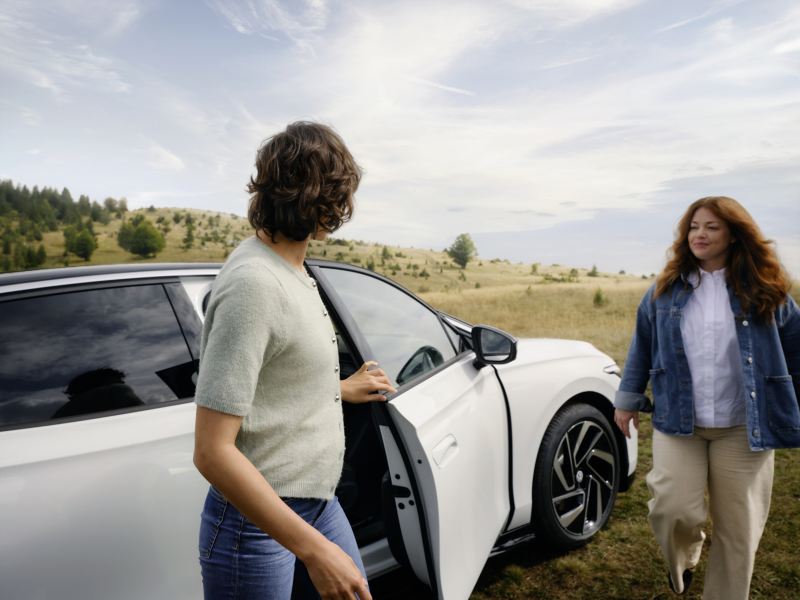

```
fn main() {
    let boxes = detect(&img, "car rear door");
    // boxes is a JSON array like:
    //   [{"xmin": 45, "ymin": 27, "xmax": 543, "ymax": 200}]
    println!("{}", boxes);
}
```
[
  {"xmin": 0, "ymin": 277, "xmax": 210, "ymax": 600},
  {"xmin": 313, "ymin": 264, "xmax": 511, "ymax": 600}
]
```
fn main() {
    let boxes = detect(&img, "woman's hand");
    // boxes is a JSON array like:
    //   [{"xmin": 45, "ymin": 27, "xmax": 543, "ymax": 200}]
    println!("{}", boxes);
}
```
[
  {"xmin": 302, "ymin": 538, "xmax": 372, "ymax": 600},
  {"xmin": 614, "ymin": 409, "xmax": 639, "ymax": 439},
  {"xmin": 340, "ymin": 361, "xmax": 397, "ymax": 403}
]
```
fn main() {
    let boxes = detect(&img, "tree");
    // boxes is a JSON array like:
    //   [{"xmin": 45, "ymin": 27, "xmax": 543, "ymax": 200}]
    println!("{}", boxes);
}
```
[
  {"xmin": 117, "ymin": 222, "xmax": 135, "ymax": 251},
  {"xmin": 182, "ymin": 221, "xmax": 195, "ymax": 249},
  {"xmin": 588, "ymin": 264, "xmax": 599, "ymax": 277},
  {"xmin": 64, "ymin": 223, "xmax": 97, "ymax": 260},
  {"xmin": 129, "ymin": 221, "xmax": 166, "ymax": 257},
  {"xmin": 73, "ymin": 230, "xmax": 97, "ymax": 260},
  {"xmin": 446, "ymin": 233, "xmax": 477, "ymax": 269}
]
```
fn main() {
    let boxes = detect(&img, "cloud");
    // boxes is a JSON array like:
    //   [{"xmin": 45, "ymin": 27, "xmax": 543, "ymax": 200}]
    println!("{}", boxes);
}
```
[
  {"xmin": 145, "ymin": 143, "xmax": 185, "ymax": 170},
  {"xmin": 320, "ymin": 2, "xmax": 800, "ymax": 251},
  {"xmin": 0, "ymin": 2, "xmax": 132, "ymax": 97},
  {"xmin": 205, "ymin": 0, "xmax": 328, "ymax": 53},
  {"xmin": 500, "ymin": 0, "xmax": 643, "ymax": 27},
  {"xmin": 774, "ymin": 38, "xmax": 800, "ymax": 54},
  {"xmin": 408, "ymin": 77, "xmax": 475, "ymax": 97}
]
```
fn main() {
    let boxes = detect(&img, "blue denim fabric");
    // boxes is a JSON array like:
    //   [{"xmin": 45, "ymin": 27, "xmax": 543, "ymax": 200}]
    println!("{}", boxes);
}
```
[
  {"xmin": 615, "ymin": 280, "xmax": 800, "ymax": 450},
  {"xmin": 199, "ymin": 486, "xmax": 366, "ymax": 599}
]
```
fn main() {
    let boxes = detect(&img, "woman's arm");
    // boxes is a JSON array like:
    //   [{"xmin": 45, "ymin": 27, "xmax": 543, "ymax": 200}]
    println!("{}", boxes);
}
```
[
  {"xmin": 194, "ymin": 406, "xmax": 371, "ymax": 600},
  {"xmin": 615, "ymin": 287, "xmax": 656, "ymax": 413}
]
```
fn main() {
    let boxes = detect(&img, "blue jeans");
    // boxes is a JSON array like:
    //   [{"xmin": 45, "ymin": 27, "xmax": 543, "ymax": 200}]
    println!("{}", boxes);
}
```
[{"xmin": 199, "ymin": 486, "xmax": 366, "ymax": 599}]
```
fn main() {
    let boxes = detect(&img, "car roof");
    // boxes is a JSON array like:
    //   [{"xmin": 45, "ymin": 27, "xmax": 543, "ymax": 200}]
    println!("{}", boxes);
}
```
[{"xmin": 0, "ymin": 262, "xmax": 222, "ymax": 285}]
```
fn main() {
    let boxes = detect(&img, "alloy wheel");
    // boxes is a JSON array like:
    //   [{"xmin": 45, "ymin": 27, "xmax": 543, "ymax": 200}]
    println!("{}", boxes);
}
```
[{"xmin": 550, "ymin": 419, "xmax": 617, "ymax": 536}]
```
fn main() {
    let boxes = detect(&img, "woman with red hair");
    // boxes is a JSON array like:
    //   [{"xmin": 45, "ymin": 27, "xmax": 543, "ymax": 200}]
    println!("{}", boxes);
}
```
[{"xmin": 614, "ymin": 196, "xmax": 800, "ymax": 599}]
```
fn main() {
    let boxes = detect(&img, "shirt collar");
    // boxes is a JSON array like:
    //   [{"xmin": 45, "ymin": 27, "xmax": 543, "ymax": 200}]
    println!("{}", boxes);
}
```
[{"xmin": 687, "ymin": 267, "xmax": 726, "ymax": 286}]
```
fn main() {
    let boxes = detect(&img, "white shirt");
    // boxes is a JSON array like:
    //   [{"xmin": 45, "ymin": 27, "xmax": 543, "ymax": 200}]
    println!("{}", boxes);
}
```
[{"xmin": 680, "ymin": 268, "xmax": 747, "ymax": 428}]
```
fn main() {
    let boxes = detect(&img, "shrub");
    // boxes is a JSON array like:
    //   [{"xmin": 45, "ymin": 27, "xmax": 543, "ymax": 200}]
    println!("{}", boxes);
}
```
[
  {"xmin": 128, "ymin": 221, "xmax": 166, "ymax": 257},
  {"xmin": 593, "ymin": 288, "xmax": 609, "ymax": 307}
]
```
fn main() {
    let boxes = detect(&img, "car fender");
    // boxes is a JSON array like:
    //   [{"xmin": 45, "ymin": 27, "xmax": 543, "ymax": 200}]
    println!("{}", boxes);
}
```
[{"xmin": 492, "ymin": 338, "xmax": 631, "ymax": 531}]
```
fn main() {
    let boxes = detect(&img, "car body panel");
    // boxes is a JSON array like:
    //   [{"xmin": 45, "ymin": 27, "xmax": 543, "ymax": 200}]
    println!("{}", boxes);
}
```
[
  {"xmin": 494, "ymin": 339, "xmax": 636, "ymax": 529},
  {"xmin": 386, "ymin": 356, "xmax": 510, "ymax": 600},
  {"xmin": 0, "ymin": 403, "xmax": 205, "ymax": 600}
]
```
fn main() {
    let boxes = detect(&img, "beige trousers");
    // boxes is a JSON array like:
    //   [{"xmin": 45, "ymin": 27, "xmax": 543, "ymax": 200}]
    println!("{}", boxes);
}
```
[{"xmin": 647, "ymin": 426, "xmax": 774, "ymax": 600}]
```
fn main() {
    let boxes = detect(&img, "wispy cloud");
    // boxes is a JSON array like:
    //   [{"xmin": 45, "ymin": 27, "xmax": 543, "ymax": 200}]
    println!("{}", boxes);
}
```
[
  {"xmin": 0, "ymin": 2, "xmax": 132, "ymax": 97},
  {"xmin": 774, "ymin": 38, "xmax": 800, "ymax": 54},
  {"xmin": 205, "ymin": 0, "xmax": 328, "ymax": 53},
  {"xmin": 654, "ymin": 0, "xmax": 743, "ymax": 34},
  {"xmin": 408, "ymin": 77, "xmax": 475, "ymax": 97},
  {"xmin": 537, "ymin": 55, "xmax": 596, "ymax": 70},
  {"xmin": 501, "ymin": 0, "xmax": 643, "ymax": 27},
  {"xmin": 145, "ymin": 143, "xmax": 185, "ymax": 170}
]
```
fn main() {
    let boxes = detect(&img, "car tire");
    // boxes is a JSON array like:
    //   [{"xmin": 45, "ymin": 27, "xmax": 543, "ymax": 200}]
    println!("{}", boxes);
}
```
[{"xmin": 531, "ymin": 403, "xmax": 620, "ymax": 550}]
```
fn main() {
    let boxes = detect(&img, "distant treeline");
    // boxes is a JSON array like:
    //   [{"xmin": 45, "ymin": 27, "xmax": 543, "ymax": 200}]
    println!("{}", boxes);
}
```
[{"xmin": 0, "ymin": 179, "xmax": 127, "ymax": 271}]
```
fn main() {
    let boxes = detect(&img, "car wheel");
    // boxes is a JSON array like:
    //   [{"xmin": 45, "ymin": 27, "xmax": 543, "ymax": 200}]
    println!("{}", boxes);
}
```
[{"xmin": 531, "ymin": 403, "xmax": 620, "ymax": 550}]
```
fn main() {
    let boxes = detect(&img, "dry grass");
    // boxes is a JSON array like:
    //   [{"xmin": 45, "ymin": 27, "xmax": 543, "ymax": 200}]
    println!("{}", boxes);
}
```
[{"xmin": 421, "ymin": 281, "xmax": 649, "ymax": 366}]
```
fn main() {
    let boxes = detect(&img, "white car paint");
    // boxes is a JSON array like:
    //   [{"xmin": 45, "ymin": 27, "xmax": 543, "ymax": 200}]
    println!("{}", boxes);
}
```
[
  {"xmin": 0, "ymin": 266, "xmax": 637, "ymax": 600},
  {"xmin": 387, "ymin": 356, "xmax": 510, "ymax": 600},
  {"xmin": 0, "ymin": 403, "xmax": 206, "ymax": 600},
  {"xmin": 494, "ymin": 339, "xmax": 637, "ymax": 530}
]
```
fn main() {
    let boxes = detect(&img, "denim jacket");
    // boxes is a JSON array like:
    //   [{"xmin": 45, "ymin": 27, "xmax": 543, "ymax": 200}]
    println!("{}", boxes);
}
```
[{"xmin": 615, "ymin": 279, "xmax": 800, "ymax": 450}]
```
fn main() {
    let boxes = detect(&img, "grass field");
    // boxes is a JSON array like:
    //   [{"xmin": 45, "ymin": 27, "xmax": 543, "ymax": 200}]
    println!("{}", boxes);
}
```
[{"xmin": 16, "ymin": 208, "xmax": 800, "ymax": 599}]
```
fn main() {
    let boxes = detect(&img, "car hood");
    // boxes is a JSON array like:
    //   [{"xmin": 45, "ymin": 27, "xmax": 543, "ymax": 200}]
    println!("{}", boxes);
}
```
[{"xmin": 506, "ymin": 337, "xmax": 613, "ymax": 366}]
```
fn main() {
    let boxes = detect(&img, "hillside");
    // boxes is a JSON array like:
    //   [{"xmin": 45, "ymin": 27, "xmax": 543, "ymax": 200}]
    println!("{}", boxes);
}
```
[{"xmin": 1, "ymin": 200, "xmax": 649, "ymax": 293}]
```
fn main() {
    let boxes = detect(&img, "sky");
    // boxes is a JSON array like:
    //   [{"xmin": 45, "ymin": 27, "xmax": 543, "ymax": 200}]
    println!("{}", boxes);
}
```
[{"xmin": 1, "ymin": 0, "xmax": 799, "ymax": 276}]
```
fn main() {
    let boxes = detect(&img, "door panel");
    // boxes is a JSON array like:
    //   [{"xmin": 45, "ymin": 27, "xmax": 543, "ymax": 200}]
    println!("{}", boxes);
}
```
[
  {"xmin": 386, "ymin": 357, "xmax": 510, "ymax": 600},
  {"xmin": 313, "ymin": 264, "xmax": 511, "ymax": 599},
  {"xmin": 0, "ymin": 404, "xmax": 205, "ymax": 600}
]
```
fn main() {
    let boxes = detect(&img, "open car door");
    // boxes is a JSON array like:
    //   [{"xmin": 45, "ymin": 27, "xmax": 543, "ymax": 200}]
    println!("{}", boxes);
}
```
[
  {"xmin": 312, "ymin": 263, "xmax": 512, "ymax": 600},
  {"xmin": 380, "ymin": 357, "xmax": 511, "ymax": 599}
]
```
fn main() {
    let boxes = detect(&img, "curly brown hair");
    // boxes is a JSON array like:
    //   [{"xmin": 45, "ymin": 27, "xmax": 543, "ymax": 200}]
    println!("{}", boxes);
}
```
[
  {"xmin": 655, "ymin": 196, "xmax": 791, "ymax": 322},
  {"xmin": 247, "ymin": 121, "xmax": 362, "ymax": 241}
]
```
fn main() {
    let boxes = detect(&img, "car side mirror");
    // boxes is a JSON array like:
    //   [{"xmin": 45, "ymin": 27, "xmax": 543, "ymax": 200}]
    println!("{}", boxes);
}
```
[{"xmin": 471, "ymin": 325, "xmax": 517, "ymax": 368}]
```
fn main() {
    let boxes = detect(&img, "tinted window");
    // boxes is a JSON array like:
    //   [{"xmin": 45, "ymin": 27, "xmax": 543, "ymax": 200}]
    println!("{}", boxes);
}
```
[
  {"xmin": 0, "ymin": 284, "xmax": 197, "ymax": 428},
  {"xmin": 164, "ymin": 282, "xmax": 203, "ymax": 358},
  {"xmin": 321, "ymin": 268, "xmax": 456, "ymax": 387}
]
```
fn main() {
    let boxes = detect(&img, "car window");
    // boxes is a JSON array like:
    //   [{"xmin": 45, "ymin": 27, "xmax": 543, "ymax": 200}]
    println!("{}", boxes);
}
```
[
  {"xmin": 0, "ymin": 284, "xmax": 197, "ymax": 429},
  {"xmin": 320, "ymin": 267, "xmax": 456, "ymax": 387},
  {"xmin": 164, "ymin": 282, "xmax": 203, "ymax": 358}
]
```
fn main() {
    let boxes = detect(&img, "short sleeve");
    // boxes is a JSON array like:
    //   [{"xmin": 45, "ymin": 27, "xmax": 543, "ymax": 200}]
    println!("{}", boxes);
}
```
[{"xmin": 194, "ymin": 265, "xmax": 288, "ymax": 416}]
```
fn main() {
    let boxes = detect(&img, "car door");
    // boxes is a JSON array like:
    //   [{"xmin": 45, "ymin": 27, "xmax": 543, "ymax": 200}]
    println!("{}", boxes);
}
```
[
  {"xmin": 312, "ymin": 264, "xmax": 512, "ymax": 600},
  {"xmin": 0, "ymin": 279, "xmax": 208, "ymax": 600}
]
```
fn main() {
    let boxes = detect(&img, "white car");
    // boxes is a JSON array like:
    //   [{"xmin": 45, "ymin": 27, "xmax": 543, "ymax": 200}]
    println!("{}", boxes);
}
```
[{"xmin": 0, "ymin": 261, "xmax": 637, "ymax": 600}]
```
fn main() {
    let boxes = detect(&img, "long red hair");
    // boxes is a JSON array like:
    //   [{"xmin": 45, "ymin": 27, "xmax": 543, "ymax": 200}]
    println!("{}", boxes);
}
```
[{"xmin": 655, "ymin": 196, "xmax": 790, "ymax": 322}]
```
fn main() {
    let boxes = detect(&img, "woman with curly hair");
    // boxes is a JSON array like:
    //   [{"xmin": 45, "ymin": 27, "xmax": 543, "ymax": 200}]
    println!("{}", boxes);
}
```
[
  {"xmin": 614, "ymin": 196, "xmax": 800, "ymax": 599},
  {"xmin": 193, "ymin": 122, "xmax": 395, "ymax": 599}
]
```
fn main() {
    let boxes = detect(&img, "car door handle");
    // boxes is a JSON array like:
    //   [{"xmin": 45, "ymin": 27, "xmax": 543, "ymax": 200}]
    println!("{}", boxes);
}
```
[{"xmin": 432, "ymin": 434, "xmax": 458, "ymax": 468}]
